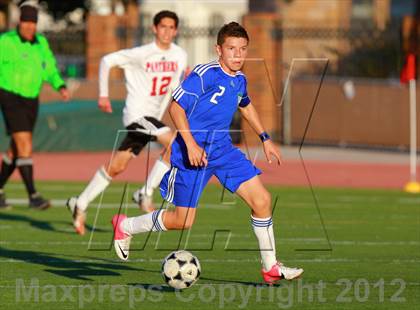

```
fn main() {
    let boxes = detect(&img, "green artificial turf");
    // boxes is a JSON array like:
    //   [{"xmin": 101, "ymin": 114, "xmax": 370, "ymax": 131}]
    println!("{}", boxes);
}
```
[{"xmin": 0, "ymin": 181, "xmax": 419, "ymax": 309}]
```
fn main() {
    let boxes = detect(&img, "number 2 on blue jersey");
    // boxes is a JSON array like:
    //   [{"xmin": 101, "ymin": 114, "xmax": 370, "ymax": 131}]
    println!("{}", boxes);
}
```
[{"xmin": 210, "ymin": 86, "xmax": 225, "ymax": 104}]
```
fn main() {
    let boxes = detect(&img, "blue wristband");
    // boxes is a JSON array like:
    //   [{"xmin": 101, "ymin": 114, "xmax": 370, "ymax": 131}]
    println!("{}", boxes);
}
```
[{"xmin": 259, "ymin": 131, "xmax": 271, "ymax": 142}]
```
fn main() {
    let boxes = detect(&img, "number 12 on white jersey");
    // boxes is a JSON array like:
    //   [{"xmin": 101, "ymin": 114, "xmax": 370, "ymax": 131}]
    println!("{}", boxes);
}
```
[{"xmin": 150, "ymin": 76, "xmax": 172, "ymax": 96}]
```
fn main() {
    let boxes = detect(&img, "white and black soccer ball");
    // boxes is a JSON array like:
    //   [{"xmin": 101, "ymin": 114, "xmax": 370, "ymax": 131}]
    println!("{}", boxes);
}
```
[{"xmin": 161, "ymin": 250, "xmax": 201, "ymax": 289}]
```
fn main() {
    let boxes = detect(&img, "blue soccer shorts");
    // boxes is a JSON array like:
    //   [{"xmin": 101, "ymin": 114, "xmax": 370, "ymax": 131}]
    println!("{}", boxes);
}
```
[{"xmin": 160, "ymin": 141, "xmax": 261, "ymax": 208}]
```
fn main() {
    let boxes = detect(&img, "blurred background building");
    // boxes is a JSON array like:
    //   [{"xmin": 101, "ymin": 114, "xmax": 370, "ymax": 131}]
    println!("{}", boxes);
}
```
[
  {"xmin": 0, "ymin": 0, "xmax": 419, "ymax": 151},
  {"xmin": 0, "ymin": 0, "xmax": 415, "ymax": 79}
]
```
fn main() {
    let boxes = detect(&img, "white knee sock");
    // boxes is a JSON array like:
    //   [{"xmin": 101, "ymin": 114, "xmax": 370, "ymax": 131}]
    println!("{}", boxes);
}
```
[
  {"xmin": 140, "ymin": 158, "xmax": 170, "ymax": 197},
  {"xmin": 122, "ymin": 209, "xmax": 167, "ymax": 235},
  {"xmin": 251, "ymin": 215, "xmax": 277, "ymax": 271},
  {"xmin": 77, "ymin": 166, "xmax": 112, "ymax": 211}
]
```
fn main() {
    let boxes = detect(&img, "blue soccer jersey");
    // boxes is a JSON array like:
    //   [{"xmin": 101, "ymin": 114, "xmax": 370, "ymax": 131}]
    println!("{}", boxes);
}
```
[
  {"xmin": 172, "ymin": 60, "xmax": 250, "ymax": 144},
  {"xmin": 160, "ymin": 60, "xmax": 260, "ymax": 208}
]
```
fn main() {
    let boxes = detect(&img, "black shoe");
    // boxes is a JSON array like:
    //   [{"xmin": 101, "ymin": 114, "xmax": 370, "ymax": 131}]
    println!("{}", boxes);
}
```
[
  {"xmin": 0, "ymin": 192, "xmax": 11, "ymax": 210},
  {"xmin": 29, "ymin": 193, "xmax": 51, "ymax": 210}
]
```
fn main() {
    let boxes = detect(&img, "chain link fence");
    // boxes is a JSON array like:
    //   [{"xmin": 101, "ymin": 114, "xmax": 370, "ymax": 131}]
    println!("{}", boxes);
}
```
[
  {"xmin": 41, "ymin": 19, "xmax": 405, "ymax": 79},
  {"xmin": 43, "ymin": 27, "xmax": 86, "ymax": 78}
]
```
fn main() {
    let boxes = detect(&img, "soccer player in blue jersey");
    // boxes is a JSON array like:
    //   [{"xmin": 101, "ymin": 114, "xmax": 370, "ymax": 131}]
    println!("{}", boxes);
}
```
[{"xmin": 111, "ymin": 22, "xmax": 303, "ymax": 283}]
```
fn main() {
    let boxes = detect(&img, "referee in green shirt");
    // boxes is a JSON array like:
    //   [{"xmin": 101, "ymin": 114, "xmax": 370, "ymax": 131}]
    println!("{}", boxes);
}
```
[{"xmin": 0, "ymin": 2, "xmax": 69, "ymax": 210}]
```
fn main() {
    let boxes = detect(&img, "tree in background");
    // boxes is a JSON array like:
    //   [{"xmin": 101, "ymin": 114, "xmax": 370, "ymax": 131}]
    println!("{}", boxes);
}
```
[{"xmin": 39, "ymin": 0, "xmax": 86, "ymax": 19}]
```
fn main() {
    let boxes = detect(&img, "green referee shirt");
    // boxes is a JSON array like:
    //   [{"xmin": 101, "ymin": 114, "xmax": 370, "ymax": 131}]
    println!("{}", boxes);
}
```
[{"xmin": 0, "ymin": 29, "xmax": 65, "ymax": 99}]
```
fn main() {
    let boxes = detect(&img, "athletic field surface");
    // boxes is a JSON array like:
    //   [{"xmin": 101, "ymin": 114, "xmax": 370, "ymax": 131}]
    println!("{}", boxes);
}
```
[{"xmin": 1, "ymin": 181, "xmax": 419, "ymax": 309}]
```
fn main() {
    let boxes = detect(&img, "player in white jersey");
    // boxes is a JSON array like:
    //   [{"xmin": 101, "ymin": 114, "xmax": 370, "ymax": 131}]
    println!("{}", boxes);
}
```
[{"xmin": 66, "ymin": 11, "xmax": 187, "ymax": 235}]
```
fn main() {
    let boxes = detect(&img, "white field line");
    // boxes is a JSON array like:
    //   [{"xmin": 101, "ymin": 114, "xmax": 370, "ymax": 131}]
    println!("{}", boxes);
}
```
[
  {"xmin": 0, "ymin": 257, "xmax": 419, "ymax": 264},
  {"xmin": 6, "ymin": 184, "xmax": 132, "ymax": 192},
  {"xmin": 7, "ymin": 185, "xmax": 420, "ymax": 205},
  {"xmin": 0, "ymin": 239, "xmax": 419, "ymax": 246},
  {"xmin": 0, "ymin": 225, "xmax": 416, "ymax": 234},
  {"xmin": 6, "ymin": 199, "xmax": 233, "ymax": 209},
  {"xmin": 8, "ymin": 198, "xmax": 419, "ymax": 210}
]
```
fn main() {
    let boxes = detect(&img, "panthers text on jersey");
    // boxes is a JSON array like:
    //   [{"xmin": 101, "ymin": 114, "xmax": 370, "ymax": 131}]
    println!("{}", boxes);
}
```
[{"xmin": 99, "ymin": 41, "xmax": 187, "ymax": 127}]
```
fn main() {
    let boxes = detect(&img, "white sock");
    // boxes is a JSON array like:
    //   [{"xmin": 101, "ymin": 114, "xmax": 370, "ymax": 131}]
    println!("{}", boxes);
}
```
[
  {"xmin": 140, "ymin": 158, "xmax": 170, "ymax": 196},
  {"xmin": 122, "ymin": 210, "xmax": 167, "ymax": 234},
  {"xmin": 77, "ymin": 166, "xmax": 112, "ymax": 211},
  {"xmin": 251, "ymin": 215, "xmax": 277, "ymax": 271}
]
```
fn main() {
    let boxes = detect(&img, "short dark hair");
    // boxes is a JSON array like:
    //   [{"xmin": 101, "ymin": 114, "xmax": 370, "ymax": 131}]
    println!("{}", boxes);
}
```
[
  {"xmin": 217, "ymin": 22, "xmax": 249, "ymax": 45},
  {"xmin": 153, "ymin": 10, "xmax": 179, "ymax": 28}
]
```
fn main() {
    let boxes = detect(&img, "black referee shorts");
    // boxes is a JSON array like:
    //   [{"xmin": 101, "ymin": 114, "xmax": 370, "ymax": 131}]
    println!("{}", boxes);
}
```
[
  {"xmin": 0, "ymin": 88, "xmax": 39, "ymax": 135},
  {"xmin": 118, "ymin": 116, "xmax": 170, "ymax": 156}
]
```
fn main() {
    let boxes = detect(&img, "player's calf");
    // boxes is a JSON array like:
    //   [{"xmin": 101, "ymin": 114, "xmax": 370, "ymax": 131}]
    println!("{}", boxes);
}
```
[
  {"xmin": 106, "ymin": 161, "xmax": 128, "ymax": 177},
  {"xmin": 162, "ymin": 207, "xmax": 196, "ymax": 230}
]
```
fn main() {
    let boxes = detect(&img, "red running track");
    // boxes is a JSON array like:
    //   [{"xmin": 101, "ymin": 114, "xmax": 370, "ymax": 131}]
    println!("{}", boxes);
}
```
[{"xmin": 6, "ymin": 151, "xmax": 412, "ymax": 190}]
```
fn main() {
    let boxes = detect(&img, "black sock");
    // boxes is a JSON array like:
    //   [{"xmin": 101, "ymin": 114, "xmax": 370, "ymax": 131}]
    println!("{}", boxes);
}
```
[
  {"xmin": 0, "ymin": 154, "xmax": 16, "ymax": 189},
  {"xmin": 16, "ymin": 158, "xmax": 36, "ymax": 196}
]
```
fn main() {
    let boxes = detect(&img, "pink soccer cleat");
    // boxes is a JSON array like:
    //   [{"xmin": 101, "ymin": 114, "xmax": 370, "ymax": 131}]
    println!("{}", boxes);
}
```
[
  {"xmin": 111, "ymin": 214, "xmax": 132, "ymax": 261},
  {"xmin": 262, "ymin": 262, "xmax": 304, "ymax": 284}
]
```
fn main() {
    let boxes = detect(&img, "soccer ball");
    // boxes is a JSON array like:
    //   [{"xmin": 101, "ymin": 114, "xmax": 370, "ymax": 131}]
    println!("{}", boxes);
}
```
[{"xmin": 161, "ymin": 250, "xmax": 201, "ymax": 289}]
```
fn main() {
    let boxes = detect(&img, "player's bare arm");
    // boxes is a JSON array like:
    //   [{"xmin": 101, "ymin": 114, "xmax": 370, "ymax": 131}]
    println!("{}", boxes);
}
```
[
  {"xmin": 169, "ymin": 100, "xmax": 208, "ymax": 167},
  {"xmin": 240, "ymin": 103, "xmax": 282, "ymax": 165}
]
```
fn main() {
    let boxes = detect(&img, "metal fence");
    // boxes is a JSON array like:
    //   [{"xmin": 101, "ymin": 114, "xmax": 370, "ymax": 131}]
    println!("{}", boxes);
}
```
[
  {"xmin": 43, "ymin": 28, "xmax": 86, "ymax": 78},
  {"xmin": 276, "ymin": 21, "xmax": 403, "ymax": 79},
  {"xmin": 41, "ymin": 19, "xmax": 405, "ymax": 79},
  {"xmin": 138, "ymin": 23, "xmax": 404, "ymax": 79}
]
